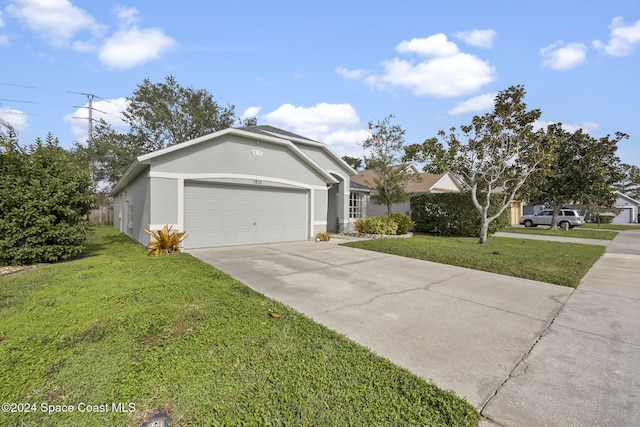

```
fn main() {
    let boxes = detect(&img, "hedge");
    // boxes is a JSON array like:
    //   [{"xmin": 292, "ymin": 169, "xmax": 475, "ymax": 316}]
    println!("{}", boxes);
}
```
[{"xmin": 410, "ymin": 192, "xmax": 508, "ymax": 237}]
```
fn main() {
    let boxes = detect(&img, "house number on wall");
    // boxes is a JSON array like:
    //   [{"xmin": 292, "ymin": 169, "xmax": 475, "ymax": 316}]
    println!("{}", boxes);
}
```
[{"xmin": 253, "ymin": 180, "xmax": 263, "ymax": 185}]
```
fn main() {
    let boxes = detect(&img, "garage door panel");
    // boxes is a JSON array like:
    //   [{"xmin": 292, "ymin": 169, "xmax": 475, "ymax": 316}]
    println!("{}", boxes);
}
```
[{"xmin": 184, "ymin": 183, "xmax": 307, "ymax": 248}]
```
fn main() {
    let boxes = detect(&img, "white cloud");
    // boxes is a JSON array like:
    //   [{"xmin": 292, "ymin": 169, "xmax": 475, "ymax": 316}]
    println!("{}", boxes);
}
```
[
  {"xmin": 396, "ymin": 34, "xmax": 459, "ymax": 57},
  {"xmin": 593, "ymin": 17, "xmax": 640, "ymax": 56},
  {"xmin": 0, "ymin": 105, "xmax": 30, "ymax": 134},
  {"xmin": 454, "ymin": 29, "xmax": 497, "ymax": 48},
  {"xmin": 6, "ymin": 2, "xmax": 174, "ymax": 69},
  {"xmin": 449, "ymin": 92, "xmax": 496, "ymax": 115},
  {"xmin": 261, "ymin": 102, "xmax": 367, "ymax": 156},
  {"xmin": 6, "ymin": 0, "xmax": 105, "ymax": 47},
  {"xmin": 540, "ymin": 41, "xmax": 587, "ymax": 70},
  {"xmin": 98, "ymin": 26, "xmax": 176, "ymax": 69},
  {"xmin": 335, "ymin": 66, "xmax": 369, "ymax": 79},
  {"xmin": 113, "ymin": 6, "xmax": 140, "ymax": 26},
  {"xmin": 365, "ymin": 54, "xmax": 495, "ymax": 97},
  {"xmin": 241, "ymin": 106, "xmax": 262, "ymax": 121},
  {"xmin": 64, "ymin": 97, "xmax": 128, "ymax": 143},
  {"xmin": 338, "ymin": 34, "xmax": 495, "ymax": 98}
]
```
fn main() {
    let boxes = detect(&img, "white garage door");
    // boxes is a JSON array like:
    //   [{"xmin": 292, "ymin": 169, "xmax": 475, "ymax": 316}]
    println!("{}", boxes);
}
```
[
  {"xmin": 184, "ymin": 182, "xmax": 308, "ymax": 248},
  {"xmin": 612, "ymin": 207, "xmax": 632, "ymax": 224}
]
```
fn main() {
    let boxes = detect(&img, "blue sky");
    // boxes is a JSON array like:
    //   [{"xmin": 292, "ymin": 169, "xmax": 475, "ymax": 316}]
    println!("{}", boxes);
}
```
[{"xmin": 1, "ymin": 0, "xmax": 639, "ymax": 167}]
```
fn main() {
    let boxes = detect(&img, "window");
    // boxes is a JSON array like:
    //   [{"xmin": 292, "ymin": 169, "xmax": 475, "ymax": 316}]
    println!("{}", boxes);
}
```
[
  {"xmin": 349, "ymin": 192, "xmax": 364, "ymax": 219},
  {"xmin": 127, "ymin": 202, "xmax": 133, "ymax": 229}
]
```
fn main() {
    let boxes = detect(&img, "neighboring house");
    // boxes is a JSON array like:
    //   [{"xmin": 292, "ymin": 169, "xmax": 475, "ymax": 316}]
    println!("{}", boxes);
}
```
[
  {"xmin": 349, "ymin": 165, "xmax": 463, "ymax": 218},
  {"xmin": 111, "ymin": 125, "xmax": 356, "ymax": 249},
  {"xmin": 611, "ymin": 191, "xmax": 640, "ymax": 223}
]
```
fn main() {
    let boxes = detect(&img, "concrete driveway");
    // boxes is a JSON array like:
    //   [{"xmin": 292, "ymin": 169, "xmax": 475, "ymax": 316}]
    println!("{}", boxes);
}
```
[
  {"xmin": 189, "ymin": 237, "xmax": 573, "ymax": 410},
  {"xmin": 189, "ymin": 230, "xmax": 640, "ymax": 426}
]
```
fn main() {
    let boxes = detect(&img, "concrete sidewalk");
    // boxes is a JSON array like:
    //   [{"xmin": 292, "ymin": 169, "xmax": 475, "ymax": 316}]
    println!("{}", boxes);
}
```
[{"xmin": 483, "ymin": 229, "xmax": 640, "ymax": 426}]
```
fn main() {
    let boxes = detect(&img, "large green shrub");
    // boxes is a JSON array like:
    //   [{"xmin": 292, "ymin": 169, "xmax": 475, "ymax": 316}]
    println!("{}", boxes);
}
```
[
  {"xmin": 388, "ymin": 212, "xmax": 414, "ymax": 234},
  {"xmin": 364, "ymin": 216, "xmax": 398, "ymax": 235},
  {"xmin": 410, "ymin": 192, "xmax": 508, "ymax": 237},
  {"xmin": 593, "ymin": 214, "xmax": 614, "ymax": 224},
  {"xmin": 0, "ymin": 133, "xmax": 95, "ymax": 265}
]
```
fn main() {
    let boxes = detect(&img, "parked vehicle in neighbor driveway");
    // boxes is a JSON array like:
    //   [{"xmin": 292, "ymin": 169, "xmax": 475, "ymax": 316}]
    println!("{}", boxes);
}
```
[{"xmin": 519, "ymin": 209, "xmax": 586, "ymax": 228}]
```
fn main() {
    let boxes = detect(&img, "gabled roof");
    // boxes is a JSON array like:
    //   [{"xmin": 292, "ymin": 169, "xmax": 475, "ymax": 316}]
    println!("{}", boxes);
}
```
[
  {"xmin": 111, "ymin": 126, "xmax": 348, "ymax": 196},
  {"xmin": 350, "ymin": 166, "xmax": 462, "ymax": 193},
  {"xmin": 614, "ymin": 191, "xmax": 640, "ymax": 206},
  {"xmin": 237, "ymin": 125, "xmax": 357, "ymax": 176}
]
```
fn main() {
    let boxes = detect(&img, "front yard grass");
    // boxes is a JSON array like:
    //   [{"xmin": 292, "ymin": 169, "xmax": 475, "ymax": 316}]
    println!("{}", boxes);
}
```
[
  {"xmin": 0, "ymin": 226, "xmax": 479, "ymax": 427},
  {"xmin": 343, "ymin": 234, "xmax": 605, "ymax": 288},
  {"xmin": 500, "ymin": 227, "xmax": 618, "ymax": 240}
]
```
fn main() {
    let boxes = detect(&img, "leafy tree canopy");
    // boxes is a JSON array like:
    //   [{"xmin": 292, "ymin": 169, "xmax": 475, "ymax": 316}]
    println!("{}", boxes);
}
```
[
  {"xmin": 1, "ymin": 131, "xmax": 95, "ymax": 265},
  {"xmin": 522, "ymin": 126, "xmax": 626, "ymax": 229},
  {"xmin": 361, "ymin": 115, "xmax": 417, "ymax": 215},
  {"xmin": 341, "ymin": 155, "xmax": 363, "ymax": 171},
  {"xmin": 615, "ymin": 163, "xmax": 640, "ymax": 200},
  {"xmin": 406, "ymin": 85, "xmax": 554, "ymax": 244},
  {"xmin": 75, "ymin": 75, "xmax": 238, "ymax": 190}
]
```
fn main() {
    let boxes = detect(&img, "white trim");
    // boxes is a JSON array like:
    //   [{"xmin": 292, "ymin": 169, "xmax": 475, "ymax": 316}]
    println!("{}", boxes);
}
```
[
  {"xmin": 149, "ymin": 171, "xmax": 329, "ymax": 191},
  {"xmin": 309, "ymin": 188, "xmax": 314, "ymax": 238},
  {"xmin": 148, "ymin": 223, "xmax": 179, "ymax": 231},
  {"xmin": 177, "ymin": 177, "xmax": 184, "ymax": 232},
  {"xmin": 313, "ymin": 221, "xmax": 328, "ymax": 225}
]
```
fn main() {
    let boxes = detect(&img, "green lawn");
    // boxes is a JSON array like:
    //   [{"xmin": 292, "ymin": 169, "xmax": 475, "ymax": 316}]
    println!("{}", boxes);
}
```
[
  {"xmin": 499, "ymin": 227, "xmax": 618, "ymax": 240},
  {"xmin": 0, "ymin": 226, "xmax": 479, "ymax": 427},
  {"xmin": 343, "ymin": 234, "xmax": 605, "ymax": 288}
]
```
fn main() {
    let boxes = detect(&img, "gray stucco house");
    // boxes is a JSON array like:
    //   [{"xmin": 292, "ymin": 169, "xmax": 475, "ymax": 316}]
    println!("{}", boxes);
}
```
[{"xmin": 111, "ymin": 125, "xmax": 357, "ymax": 249}]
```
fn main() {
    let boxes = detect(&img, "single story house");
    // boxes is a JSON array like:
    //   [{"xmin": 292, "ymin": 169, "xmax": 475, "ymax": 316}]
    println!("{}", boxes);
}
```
[
  {"xmin": 611, "ymin": 191, "xmax": 640, "ymax": 223},
  {"xmin": 111, "ymin": 125, "xmax": 357, "ymax": 249},
  {"xmin": 349, "ymin": 165, "xmax": 464, "ymax": 217}
]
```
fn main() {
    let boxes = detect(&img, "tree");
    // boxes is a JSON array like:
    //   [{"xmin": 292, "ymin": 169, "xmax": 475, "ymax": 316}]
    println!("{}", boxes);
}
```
[
  {"xmin": 124, "ymin": 75, "xmax": 236, "ymax": 152},
  {"xmin": 523, "ymin": 126, "xmax": 626, "ymax": 229},
  {"xmin": 1, "ymin": 132, "xmax": 95, "ymax": 265},
  {"xmin": 361, "ymin": 115, "xmax": 417, "ymax": 215},
  {"xmin": 73, "ymin": 119, "xmax": 142, "ymax": 189},
  {"xmin": 616, "ymin": 163, "xmax": 640, "ymax": 200},
  {"xmin": 76, "ymin": 75, "xmax": 238, "ymax": 190},
  {"xmin": 410, "ymin": 85, "xmax": 554, "ymax": 244},
  {"xmin": 341, "ymin": 155, "xmax": 363, "ymax": 171}
]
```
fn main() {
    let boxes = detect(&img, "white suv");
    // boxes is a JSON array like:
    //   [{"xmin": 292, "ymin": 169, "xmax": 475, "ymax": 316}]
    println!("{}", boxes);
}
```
[{"xmin": 519, "ymin": 209, "xmax": 585, "ymax": 228}]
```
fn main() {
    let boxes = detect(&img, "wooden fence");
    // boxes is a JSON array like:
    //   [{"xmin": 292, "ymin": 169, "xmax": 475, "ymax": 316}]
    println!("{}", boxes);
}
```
[{"xmin": 88, "ymin": 206, "xmax": 114, "ymax": 225}]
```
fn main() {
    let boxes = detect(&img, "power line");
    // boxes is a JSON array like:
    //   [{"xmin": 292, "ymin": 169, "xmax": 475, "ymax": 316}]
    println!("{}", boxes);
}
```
[{"xmin": 0, "ymin": 82, "xmax": 38, "ymax": 89}]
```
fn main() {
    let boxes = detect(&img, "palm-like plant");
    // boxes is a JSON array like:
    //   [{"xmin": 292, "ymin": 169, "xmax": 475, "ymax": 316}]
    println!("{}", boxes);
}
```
[{"xmin": 144, "ymin": 225, "xmax": 187, "ymax": 256}]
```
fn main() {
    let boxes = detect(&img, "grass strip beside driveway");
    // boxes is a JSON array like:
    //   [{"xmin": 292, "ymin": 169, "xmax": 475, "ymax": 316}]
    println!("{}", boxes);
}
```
[
  {"xmin": 343, "ymin": 234, "xmax": 605, "ymax": 288},
  {"xmin": 0, "ymin": 226, "xmax": 479, "ymax": 426}
]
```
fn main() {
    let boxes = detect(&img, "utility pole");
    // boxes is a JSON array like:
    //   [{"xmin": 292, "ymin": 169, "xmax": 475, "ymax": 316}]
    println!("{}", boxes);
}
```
[{"xmin": 68, "ymin": 91, "xmax": 107, "ymax": 144}]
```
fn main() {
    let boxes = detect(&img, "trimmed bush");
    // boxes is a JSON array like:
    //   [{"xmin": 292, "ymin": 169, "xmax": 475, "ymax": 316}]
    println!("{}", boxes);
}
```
[
  {"xmin": 388, "ymin": 212, "xmax": 414, "ymax": 234},
  {"xmin": 410, "ymin": 192, "xmax": 508, "ymax": 237},
  {"xmin": 364, "ymin": 216, "xmax": 398, "ymax": 235},
  {"xmin": 594, "ymin": 214, "xmax": 614, "ymax": 224}
]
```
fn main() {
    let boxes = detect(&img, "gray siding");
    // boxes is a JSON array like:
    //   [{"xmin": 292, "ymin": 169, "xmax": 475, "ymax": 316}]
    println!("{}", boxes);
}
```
[
  {"xmin": 121, "ymin": 170, "xmax": 151, "ymax": 244},
  {"xmin": 150, "ymin": 177, "xmax": 178, "ymax": 226},
  {"xmin": 152, "ymin": 135, "xmax": 328, "ymax": 187}
]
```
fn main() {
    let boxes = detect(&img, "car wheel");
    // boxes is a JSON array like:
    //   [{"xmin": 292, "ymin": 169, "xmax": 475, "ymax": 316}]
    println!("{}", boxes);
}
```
[
  {"xmin": 559, "ymin": 221, "xmax": 569, "ymax": 230},
  {"xmin": 523, "ymin": 219, "xmax": 533, "ymax": 227}
]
